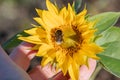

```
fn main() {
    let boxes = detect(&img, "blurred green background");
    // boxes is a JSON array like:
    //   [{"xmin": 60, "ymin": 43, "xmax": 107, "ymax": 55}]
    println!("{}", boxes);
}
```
[{"xmin": 0, "ymin": 0, "xmax": 120, "ymax": 80}]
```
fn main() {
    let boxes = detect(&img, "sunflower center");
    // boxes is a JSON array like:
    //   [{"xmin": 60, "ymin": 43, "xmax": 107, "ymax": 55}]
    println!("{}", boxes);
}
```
[{"xmin": 51, "ymin": 26, "xmax": 83, "ymax": 56}]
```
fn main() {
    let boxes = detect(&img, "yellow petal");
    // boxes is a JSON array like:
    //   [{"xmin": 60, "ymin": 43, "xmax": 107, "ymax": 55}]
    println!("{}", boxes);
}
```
[
  {"xmin": 66, "ymin": 4, "xmax": 75, "ymax": 23},
  {"xmin": 59, "ymin": 7, "xmax": 68, "ymax": 20},
  {"xmin": 25, "ymin": 27, "xmax": 48, "ymax": 43},
  {"xmin": 31, "ymin": 24, "xmax": 41, "ymax": 27},
  {"xmin": 73, "ymin": 51, "xmax": 87, "ymax": 65},
  {"xmin": 41, "ymin": 57, "xmax": 52, "ymax": 66},
  {"xmin": 75, "ymin": 16, "xmax": 85, "ymax": 26},
  {"xmin": 56, "ymin": 51, "xmax": 66, "ymax": 65},
  {"xmin": 61, "ymin": 54, "xmax": 71, "ymax": 75},
  {"xmin": 31, "ymin": 44, "xmax": 40, "ymax": 50},
  {"xmin": 75, "ymin": 8, "xmax": 87, "ymax": 25},
  {"xmin": 68, "ymin": 61, "xmax": 79, "ymax": 80},
  {"xmin": 36, "ymin": 44, "xmax": 52, "ymax": 56},
  {"xmin": 45, "ymin": 49, "xmax": 56, "ymax": 58},
  {"xmin": 62, "ymin": 25, "xmax": 76, "ymax": 37},
  {"xmin": 36, "ymin": 28, "xmax": 46, "ymax": 38},
  {"xmin": 24, "ymin": 28, "xmax": 38, "ymax": 35},
  {"xmin": 85, "ymin": 43, "xmax": 103, "ymax": 54},
  {"xmin": 82, "ymin": 30, "xmax": 96, "ymax": 42},
  {"xmin": 81, "ymin": 43, "xmax": 103, "ymax": 59},
  {"xmin": 87, "ymin": 21, "xmax": 96, "ymax": 28},
  {"xmin": 77, "ymin": 24, "xmax": 89, "ymax": 33},
  {"xmin": 33, "ymin": 17, "xmax": 47, "ymax": 29},
  {"xmin": 42, "ymin": 10, "xmax": 63, "ymax": 29},
  {"xmin": 36, "ymin": 8, "xmax": 43, "ymax": 17},
  {"xmin": 46, "ymin": 0, "xmax": 58, "ymax": 14},
  {"xmin": 82, "ymin": 30, "xmax": 95, "ymax": 37},
  {"xmin": 77, "ymin": 8, "xmax": 87, "ymax": 18},
  {"xmin": 90, "ymin": 55, "xmax": 100, "ymax": 60},
  {"xmin": 68, "ymin": 4, "xmax": 75, "ymax": 15},
  {"xmin": 18, "ymin": 36, "xmax": 41, "ymax": 44}
]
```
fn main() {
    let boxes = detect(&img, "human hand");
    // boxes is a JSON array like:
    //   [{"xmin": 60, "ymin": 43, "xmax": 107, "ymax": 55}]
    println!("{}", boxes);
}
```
[{"xmin": 0, "ymin": 42, "xmax": 96, "ymax": 80}]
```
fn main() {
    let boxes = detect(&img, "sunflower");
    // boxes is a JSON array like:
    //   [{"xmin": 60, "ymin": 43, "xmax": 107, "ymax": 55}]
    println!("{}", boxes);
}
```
[{"xmin": 19, "ymin": 0, "xmax": 103, "ymax": 80}]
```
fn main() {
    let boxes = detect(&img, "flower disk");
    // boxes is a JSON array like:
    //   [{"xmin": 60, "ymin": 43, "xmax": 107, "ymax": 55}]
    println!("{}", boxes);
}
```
[{"xmin": 19, "ymin": 0, "xmax": 103, "ymax": 80}]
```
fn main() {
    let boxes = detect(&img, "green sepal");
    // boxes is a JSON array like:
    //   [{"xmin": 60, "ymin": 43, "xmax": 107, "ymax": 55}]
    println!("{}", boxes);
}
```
[
  {"xmin": 73, "ymin": 0, "xmax": 83, "ymax": 13},
  {"xmin": 2, "ymin": 31, "xmax": 29, "ymax": 49}
]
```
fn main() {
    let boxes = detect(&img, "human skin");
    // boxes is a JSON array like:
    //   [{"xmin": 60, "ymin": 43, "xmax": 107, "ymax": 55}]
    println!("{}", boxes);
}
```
[{"xmin": 0, "ymin": 42, "xmax": 96, "ymax": 80}]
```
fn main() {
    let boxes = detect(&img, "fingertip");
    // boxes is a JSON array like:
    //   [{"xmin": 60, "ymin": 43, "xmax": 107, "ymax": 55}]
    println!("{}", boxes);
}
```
[
  {"xmin": 19, "ymin": 42, "xmax": 35, "ymax": 49},
  {"xmin": 79, "ymin": 58, "xmax": 96, "ymax": 80}
]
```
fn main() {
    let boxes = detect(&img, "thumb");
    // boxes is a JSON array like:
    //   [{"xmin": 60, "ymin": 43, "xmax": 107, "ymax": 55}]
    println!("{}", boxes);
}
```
[{"xmin": 10, "ymin": 42, "xmax": 37, "ymax": 71}]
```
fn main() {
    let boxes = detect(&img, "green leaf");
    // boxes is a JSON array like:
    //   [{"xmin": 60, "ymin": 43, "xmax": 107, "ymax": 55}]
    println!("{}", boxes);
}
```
[
  {"xmin": 96, "ymin": 27, "xmax": 120, "ymax": 45},
  {"xmin": 88, "ymin": 12, "xmax": 120, "ymax": 35},
  {"xmin": 2, "ymin": 31, "xmax": 29, "ymax": 49},
  {"xmin": 98, "ymin": 41, "xmax": 120, "ymax": 78},
  {"xmin": 74, "ymin": 0, "xmax": 82, "ymax": 13}
]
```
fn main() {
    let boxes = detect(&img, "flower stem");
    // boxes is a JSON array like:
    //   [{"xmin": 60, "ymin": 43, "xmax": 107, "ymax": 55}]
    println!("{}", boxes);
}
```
[{"xmin": 89, "ymin": 63, "xmax": 102, "ymax": 80}]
